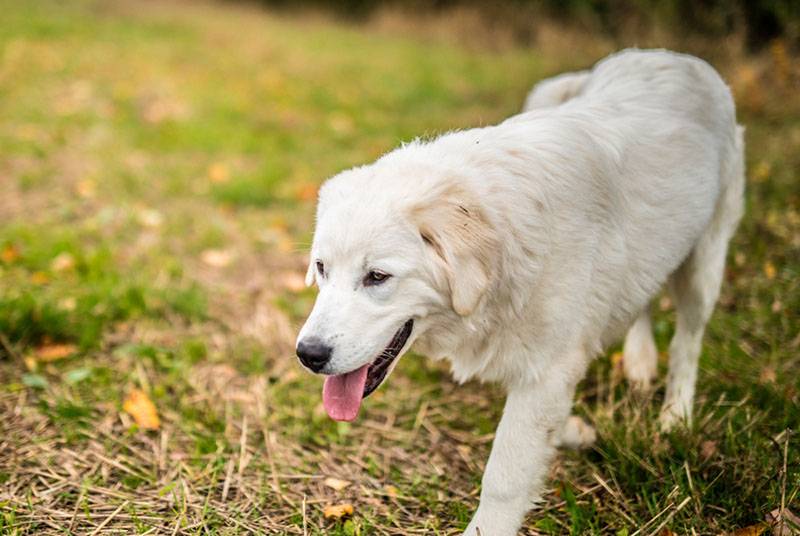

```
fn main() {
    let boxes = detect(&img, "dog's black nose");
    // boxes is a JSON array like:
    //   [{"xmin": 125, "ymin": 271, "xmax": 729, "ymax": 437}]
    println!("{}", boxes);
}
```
[{"xmin": 296, "ymin": 338, "xmax": 332, "ymax": 372}]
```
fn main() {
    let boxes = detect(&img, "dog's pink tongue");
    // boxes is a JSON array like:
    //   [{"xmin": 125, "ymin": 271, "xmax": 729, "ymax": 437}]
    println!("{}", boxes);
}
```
[{"xmin": 322, "ymin": 364, "xmax": 369, "ymax": 422}]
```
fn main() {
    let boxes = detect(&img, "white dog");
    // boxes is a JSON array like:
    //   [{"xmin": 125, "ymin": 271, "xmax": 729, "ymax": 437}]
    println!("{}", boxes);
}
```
[{"xmin": 296, "ymin": 49, "xmax": 744, "ymax": 535}]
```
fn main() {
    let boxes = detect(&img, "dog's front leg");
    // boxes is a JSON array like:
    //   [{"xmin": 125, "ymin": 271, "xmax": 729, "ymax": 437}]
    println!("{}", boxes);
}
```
[{"xmin": 463, "ymin": 373, "xmax": 576, "ymax": 536}]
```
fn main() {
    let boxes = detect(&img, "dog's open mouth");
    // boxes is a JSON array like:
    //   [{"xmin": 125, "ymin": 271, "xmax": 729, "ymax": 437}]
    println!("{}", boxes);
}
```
[{"xmin": 322, "ymin": 319, "xmax": 413, "ymax": 422}]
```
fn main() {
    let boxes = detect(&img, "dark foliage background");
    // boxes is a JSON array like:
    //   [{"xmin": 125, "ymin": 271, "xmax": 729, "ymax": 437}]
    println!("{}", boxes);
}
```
[{"xmin": 256, "ymin": 0, "xmax": 799, "ymax": 49}]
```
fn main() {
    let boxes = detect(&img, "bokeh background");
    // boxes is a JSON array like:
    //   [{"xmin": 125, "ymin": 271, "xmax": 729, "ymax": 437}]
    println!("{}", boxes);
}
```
[{"xmin": 0, "ymin": 1, "xmax": 798, "ymax": 534}]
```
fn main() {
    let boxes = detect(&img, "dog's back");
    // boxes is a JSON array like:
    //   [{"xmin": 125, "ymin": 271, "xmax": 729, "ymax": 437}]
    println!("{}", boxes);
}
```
[
  {"xmin": 507, "ymin": 50, "xmax": 743, "ymax": 418},
  {"xmin": 393, "ymin": 49, "xmax": 744, "ymax": 383},
  {"xmin": 505, "ymin": 50, "xmax": 743, "ymax": 347}
]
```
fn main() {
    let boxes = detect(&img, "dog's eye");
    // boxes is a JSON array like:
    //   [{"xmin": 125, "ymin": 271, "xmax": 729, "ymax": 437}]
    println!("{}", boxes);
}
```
[
  {"xmin": 316, "ymin": 260, "xmax": 325, "ymax": 277},
  {"xmin": 364, "ymin": 270, "xmax": 390, "ymax": 286}
]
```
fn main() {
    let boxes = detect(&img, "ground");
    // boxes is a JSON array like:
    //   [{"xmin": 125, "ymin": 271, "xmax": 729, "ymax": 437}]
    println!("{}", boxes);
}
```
[{"xmin": 0, "ymin": 1, "xmax": 798, "ymax": 534}]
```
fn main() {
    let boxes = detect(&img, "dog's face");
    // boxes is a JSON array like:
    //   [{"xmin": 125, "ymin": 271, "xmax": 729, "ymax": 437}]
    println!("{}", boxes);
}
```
[{"xmin": 296, "ymin": 162, "xmax": 498, "ymax": 421}]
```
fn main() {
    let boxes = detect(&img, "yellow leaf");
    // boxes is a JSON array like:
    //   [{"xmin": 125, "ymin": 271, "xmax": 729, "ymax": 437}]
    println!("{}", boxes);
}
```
[
  {"xmin": 751, "ymin": 161, "xmax": 771, "ymax": 183},
  {"xmin": 323, "ymin": 477, "xmax": 351, "ymax": 491},
  {"xmin": 764, "ymin": 261, "xmax": 777, "ymax": 280},
  {"xmin": 610, "ymin": 351, "xmax": 623, "ymax": 366},
  {"xmin": 36, "ymin": 343, "xmax": 77, "ymax": 362},
  {"xmin": 1, "ymin": 244, "xmax": 20, "ymax": 264},
  {"xmin": 323, "ymin": 503, "xmax": 354, "ymax": 519},
  {"xmin": 23, "ymin": 356, "xmax": 38, "ymax": 371},
  {"xmin": 296, "ymin": 182, "xmax": 318, "ymax": 202},
  {"xmin": 76, "ymin": 179, "xmax": 96, "ymax": 199},
  {"xmin": 30, "ymin": 271, "xmax": 49, "ymax": 285},
  {"xmin": 384, "ymin": 485, "xmax": 399, "ymax": 498},
  {"xmin": 208, "ymin": 162, "xmax": 230, "ymax": 183},
  {"xmin": 123, "ymin": 389, "xmax": 160, "ymax": 430},
  {"xmin": 729, "ymin": 524, "xmax": 766, "ymax": 536}
]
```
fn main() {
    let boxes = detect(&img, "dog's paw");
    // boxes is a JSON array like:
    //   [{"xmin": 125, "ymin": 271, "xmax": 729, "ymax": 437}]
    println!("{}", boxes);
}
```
[
  {"xmin": 622, "ymin": 330, "xmax": 658, "ymax": 391},
  {"xmin": 658, "ymin": 402, "xmax": 691, "ymax": 431},
  {"xmin": 556, "ymin": 416, "xmax": 596, "ymax": 449}
]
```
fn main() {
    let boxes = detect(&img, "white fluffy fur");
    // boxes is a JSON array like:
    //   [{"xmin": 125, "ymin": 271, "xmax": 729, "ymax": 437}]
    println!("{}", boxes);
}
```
[{"xmin": 297, "ymin": 49, "xmax": 744, "ymax": 535}]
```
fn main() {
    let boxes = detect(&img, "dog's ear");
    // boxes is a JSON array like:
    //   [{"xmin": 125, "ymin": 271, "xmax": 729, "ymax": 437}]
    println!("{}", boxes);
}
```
[{"xmin": 412, "ymin": 187, "xmax": 498, "ymax": 316}]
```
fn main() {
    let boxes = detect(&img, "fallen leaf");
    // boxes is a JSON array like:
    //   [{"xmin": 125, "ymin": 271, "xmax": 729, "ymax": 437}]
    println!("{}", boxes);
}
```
[
  {"xmin": 323, "ymin": 477, "xmax": 351, "ymax": 491},
  {"xmin": 759, "ymin": 366, "xmax": 777, "ymax": 384},
  {"xmin": 208, "ymin": 162, "xmax": 230, "ymax": 183},
  {"xmin": 611, "ymin": 351, "xmax": 623, "ymax": 367},
  {"xmin": 751, "ymin": 161, "xmax": 772, "ymax": 183},
  {"xmin": 295, "ymin": 182, "xmax": 318, "ymax": 202},
  {"xmin": 36, "ymin": 343, "xmax": 77, "ymax": 362},
  {"xmin": 201, "ymin": 248, "xmax": 233, "ymax": 267},
  {"xmin": 51, "ymin": 252, "xmax": 75, "ymax": 272},
  {"xmin": 767, "ymin": 508, "xmax": 800, "ymax": 536},
  {"xmin": 23, "ymin": 356, "xmax": 37, "ymax": 371},
  {"xmin": 729, "ymin": 523, "xmax": 767, "ymax": 536},
  {"xmin": 700, "ymin": 440, "xmax": 718, "ymax": 460},
  {"xmin": 1, "ymin": 244, "xmax": 20, "ymax": 264},
  {"xmin": 123, "ymin": 388, "xmax": 160, "ymax": 430},
  {"xmin": 384, "ymin": 485, "xmax": 399, "ymax": 498},
  {"xmin": 764, "ymin": 261, "xmax": 777, "ymax": 280},
  {"xmin": 323, "ymin": 503, "xmax": 354, "ymax": 520},
  {"xmin": 30, "ymin": 271, "xmax": 49, "ymax": 285},
  {"xmin": 76, "ymin": 179, "xmax": 96, "ymax": 199}
]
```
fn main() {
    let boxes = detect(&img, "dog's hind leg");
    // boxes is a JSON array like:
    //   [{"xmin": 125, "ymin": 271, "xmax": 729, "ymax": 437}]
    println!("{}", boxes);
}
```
[
  {"xmin": 622, "ymin": 308, "xmax": 659, "ymax": 390},
  {"xmin": 660, "ymin": 127, "xmax": 745, "ymax": 430}
]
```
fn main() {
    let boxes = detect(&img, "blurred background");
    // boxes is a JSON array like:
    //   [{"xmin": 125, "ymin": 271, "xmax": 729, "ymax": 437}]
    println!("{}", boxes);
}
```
[{"xmin": 0, "ymin": 1, "xmax": 798, "ymax": 534}]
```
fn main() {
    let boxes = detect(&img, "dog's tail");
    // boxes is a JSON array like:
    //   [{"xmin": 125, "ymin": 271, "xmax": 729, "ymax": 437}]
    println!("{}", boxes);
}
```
[{"xmin": 522, "ymin": 70, "xmax": 590, "ymax": 112}]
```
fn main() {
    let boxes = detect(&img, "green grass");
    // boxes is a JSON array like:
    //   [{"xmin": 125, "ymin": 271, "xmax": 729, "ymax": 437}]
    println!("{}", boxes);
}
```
[{"xmin": 0, "ymin": 0, "xmax": 798, "ymax": 534}]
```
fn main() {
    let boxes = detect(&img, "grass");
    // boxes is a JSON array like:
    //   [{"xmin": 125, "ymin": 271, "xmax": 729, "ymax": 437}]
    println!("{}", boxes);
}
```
[{"xmin": 0, "ymin": 0, "xmax": 798, "ymax": 534}]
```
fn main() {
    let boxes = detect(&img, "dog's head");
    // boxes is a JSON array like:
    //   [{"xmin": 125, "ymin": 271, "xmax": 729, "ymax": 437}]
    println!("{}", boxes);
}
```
[{"xmin": 296, "ymin": 158, "xmax": 498, "ymax": 421}]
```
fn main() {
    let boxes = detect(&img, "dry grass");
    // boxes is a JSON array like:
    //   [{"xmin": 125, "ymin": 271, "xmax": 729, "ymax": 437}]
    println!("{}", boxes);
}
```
[{"xmin": 0, "ymin": 0, "xmax": 798, "ymax": 534}]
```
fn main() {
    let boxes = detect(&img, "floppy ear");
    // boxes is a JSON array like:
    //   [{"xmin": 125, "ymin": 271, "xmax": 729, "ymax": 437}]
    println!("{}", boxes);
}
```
[{"xmin": 412, "ymin": 186, "xmax": 498, "ymax": 316}]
